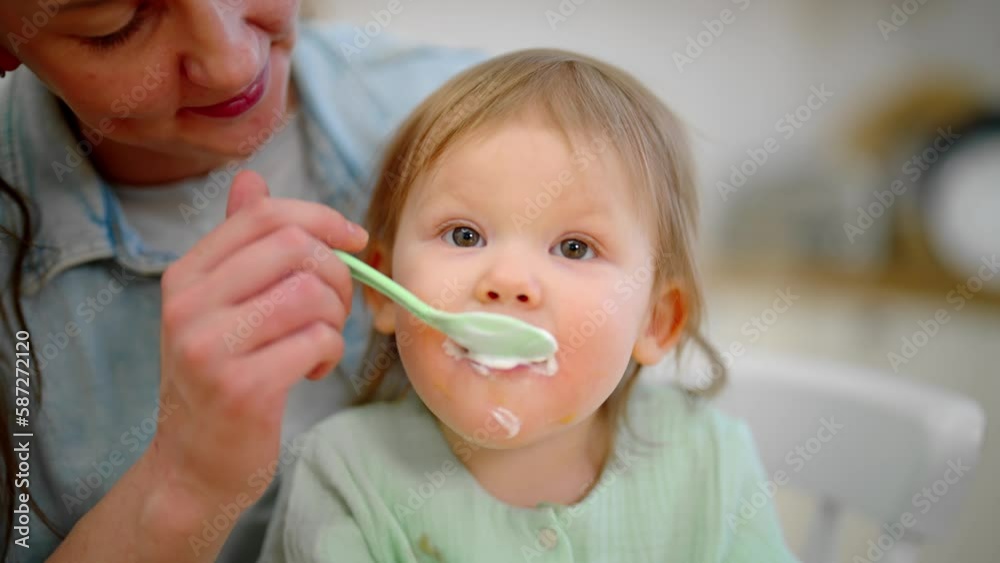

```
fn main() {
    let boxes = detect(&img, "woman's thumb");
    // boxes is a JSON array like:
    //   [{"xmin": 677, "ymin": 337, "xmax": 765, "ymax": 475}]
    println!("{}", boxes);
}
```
[{"xmin": 226, "ymin": 170, "xmax": 271, "ymax": 218}]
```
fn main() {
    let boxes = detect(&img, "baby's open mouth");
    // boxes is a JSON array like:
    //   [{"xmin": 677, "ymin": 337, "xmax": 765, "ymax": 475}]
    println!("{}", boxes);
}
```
[{"xmin": 442, "ymin": 339, "xmax": 558, "ymax": 377}]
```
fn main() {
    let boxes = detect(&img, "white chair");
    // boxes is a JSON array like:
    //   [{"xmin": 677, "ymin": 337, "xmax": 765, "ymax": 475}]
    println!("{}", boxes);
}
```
[{"xmin": 712, "ymin": 354, "xmax": 987, "ymax": 563}]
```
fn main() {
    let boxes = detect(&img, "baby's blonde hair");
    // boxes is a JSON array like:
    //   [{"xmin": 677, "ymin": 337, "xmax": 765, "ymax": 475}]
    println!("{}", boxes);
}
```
[{"xmin": 356, "ymin": 48, "xmax": 725, "ymax": 427}]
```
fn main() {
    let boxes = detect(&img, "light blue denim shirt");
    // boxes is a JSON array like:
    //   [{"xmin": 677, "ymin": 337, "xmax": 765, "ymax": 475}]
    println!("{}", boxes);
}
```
[{"xmin": 0, "ymin": 21, "xmax": 484, "ymax": 561}]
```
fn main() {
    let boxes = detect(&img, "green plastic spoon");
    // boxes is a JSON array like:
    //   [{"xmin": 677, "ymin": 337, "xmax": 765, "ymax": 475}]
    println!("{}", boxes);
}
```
[{"xmin": 333, "ymin": 250, "xmax": 558, "ymax": 363}]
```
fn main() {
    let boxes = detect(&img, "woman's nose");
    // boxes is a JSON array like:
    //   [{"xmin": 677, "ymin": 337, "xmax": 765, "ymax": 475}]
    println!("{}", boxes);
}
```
[
  {"xmin": 180, "ymin": 2, "xmax": 262, "ymax": 93},
  {"xmin": 474, "ymin": 262, "xmax": 542, "ymax": 307}
]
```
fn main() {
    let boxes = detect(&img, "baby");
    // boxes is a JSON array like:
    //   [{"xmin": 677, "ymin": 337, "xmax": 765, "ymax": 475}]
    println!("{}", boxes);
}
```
[{"xmin": 258, "ymin": 48, "xmax": 799, "ymax": 563}]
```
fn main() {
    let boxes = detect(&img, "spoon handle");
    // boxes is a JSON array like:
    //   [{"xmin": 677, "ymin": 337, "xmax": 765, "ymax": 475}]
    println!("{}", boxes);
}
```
[{"xmin": 332, "ymin": 250, "xmax": 435, "ymax": 321}]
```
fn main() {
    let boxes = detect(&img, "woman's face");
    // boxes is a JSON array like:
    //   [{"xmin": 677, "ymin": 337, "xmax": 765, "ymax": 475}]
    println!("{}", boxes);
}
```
[{"xmin": 0, "ymin": 0, "xmax": 300, "ymax": 162}]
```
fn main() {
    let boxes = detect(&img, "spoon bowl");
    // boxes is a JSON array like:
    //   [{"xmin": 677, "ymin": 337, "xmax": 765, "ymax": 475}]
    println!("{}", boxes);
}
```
[{"xmin": 333, "ymin": 250, "xmax": 558, "ymax": 362}]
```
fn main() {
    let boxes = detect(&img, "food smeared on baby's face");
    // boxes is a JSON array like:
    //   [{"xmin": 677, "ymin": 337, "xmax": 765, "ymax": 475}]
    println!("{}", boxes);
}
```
[
  {"xmin": 442, "ymin": 338, "xmax": 559, "ymax": 376},
  {"xmin": 490, "ymin": 407, "xmax": 521, "ymax": 439}
]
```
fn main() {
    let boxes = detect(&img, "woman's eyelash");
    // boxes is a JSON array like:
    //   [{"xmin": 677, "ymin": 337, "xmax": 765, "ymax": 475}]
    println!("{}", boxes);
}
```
[{"xmin": 82, "ymin": 3, "xmax": 152, "ymax": 51}]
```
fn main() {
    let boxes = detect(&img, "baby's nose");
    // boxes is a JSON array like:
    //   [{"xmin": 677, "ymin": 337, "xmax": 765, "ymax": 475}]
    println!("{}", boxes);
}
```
[{"xmin": 474, "ymin": 270, "xmax": 541, "ymax": 307}]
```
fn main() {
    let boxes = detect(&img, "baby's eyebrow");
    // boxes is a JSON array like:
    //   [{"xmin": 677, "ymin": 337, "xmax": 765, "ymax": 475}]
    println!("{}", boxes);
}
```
[
  {"xmin": 552, "ymin": 186, "xmax": 618, "ymax": 217},
  {"xmin": 415, "ymin": 178, "xmax": 480, "ymax": 209}
]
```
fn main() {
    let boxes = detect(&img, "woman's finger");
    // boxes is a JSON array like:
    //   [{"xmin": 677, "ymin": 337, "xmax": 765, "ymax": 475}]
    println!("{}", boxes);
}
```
[
  {"xmin": 240, "ymin": 321, "xmax": 346, "ymax": 392},
  {"xmin": 225, "ymin": 170, "xmax": 271, "ymax": 218},
  {"xmin": 219, "ymin": 272, "xmax": 349, "ymax": 356},
  {"xmin": 306, "ymin": 360, "xmax": 336, "ymax": 381},
  {"xmin": 164, "ymin": 198, "xmax": 368, "ymax": 299},
  {"xmin": 199, "ymin": 224, "xmax": 354, "ymax": 312}
]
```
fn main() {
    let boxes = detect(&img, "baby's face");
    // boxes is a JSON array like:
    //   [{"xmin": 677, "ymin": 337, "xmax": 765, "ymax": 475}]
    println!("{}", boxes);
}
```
[{"xmin": 387, "ymin": 112, "xmax": 659, "ymax": 449}]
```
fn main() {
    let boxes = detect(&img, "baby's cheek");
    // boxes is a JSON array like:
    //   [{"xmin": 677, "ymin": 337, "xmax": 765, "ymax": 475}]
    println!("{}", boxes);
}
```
[
  {"xmin": 550, "ymin": 339, "xmax": 628, "ymax": 412},
  {"xmin": 557, "ymin": 306, "xmax": 636, "ymax": 376},
  {"xmin": 395, "ymin": 320, "xmax": 442, "ymax": 382}
]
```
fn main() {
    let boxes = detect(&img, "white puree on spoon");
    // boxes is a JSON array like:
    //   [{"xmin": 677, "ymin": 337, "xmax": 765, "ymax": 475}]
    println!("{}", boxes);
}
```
[{"xmin": 442, "ymin": 339, "xmax": 558, "ymax": 376}]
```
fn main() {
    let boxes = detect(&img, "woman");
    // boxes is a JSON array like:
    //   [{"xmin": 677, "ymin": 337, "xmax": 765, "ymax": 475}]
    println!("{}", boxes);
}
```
[{"xmin": 0, "ymin": 1, "xmax": 483, "ymax": 561}]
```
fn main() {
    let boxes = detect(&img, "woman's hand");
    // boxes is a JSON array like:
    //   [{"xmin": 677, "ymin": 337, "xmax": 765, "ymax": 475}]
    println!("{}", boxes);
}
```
[{"xmin": 145, "ymin": 170, "xmax": 368, "ymax": 544}]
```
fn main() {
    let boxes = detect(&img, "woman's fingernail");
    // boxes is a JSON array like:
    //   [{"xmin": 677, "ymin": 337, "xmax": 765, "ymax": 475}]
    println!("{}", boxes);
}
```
[{"xmin": 348, "ymin": 221, "xmax": 369, "ymax": 243}]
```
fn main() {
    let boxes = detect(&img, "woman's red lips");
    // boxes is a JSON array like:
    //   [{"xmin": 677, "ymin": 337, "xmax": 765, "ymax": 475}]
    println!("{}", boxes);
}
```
[{"xmin": 185, "ymin": 61, "xmax": 270, "ymax": 119}]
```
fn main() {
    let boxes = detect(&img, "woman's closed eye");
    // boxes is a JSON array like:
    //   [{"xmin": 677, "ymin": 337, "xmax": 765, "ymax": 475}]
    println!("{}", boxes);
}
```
[{"xmin": 81, "ymin": 1, "xmax": 154, "ymax": 51}]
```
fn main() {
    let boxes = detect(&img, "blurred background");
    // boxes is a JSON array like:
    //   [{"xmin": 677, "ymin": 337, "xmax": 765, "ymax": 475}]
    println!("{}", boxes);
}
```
[{"xmin": 307, "ymin": 1, "xmax": 999, "ymax": 561}]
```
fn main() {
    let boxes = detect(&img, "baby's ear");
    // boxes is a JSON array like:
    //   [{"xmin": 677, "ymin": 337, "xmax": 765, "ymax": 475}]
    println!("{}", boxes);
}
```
[
  {"xmin": 359, "ymin": 242, "xmax": 396, "ymax": 335},
  {"xmin": 632, "ymin": 282, "xmax": 687, "ymax": 365}
]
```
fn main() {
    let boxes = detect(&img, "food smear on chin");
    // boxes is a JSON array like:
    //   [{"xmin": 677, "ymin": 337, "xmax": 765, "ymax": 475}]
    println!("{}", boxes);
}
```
[{"xmin": 490, "ymin": 407, "xmax": 521, "ymax": 439}]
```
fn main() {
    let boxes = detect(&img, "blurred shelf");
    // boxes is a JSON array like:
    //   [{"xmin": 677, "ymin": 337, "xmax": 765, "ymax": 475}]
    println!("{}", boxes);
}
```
[{"xmin": 704, "ymin": 258, "xmax": 1000, "ymax": 310}]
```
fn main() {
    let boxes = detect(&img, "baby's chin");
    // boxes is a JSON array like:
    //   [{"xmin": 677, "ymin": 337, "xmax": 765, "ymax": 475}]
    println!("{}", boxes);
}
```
[
  {"xmin": 427, "ymin": 396, "xmax": 588, "ymax": 452},
  {"xmin": 406, "ymin": 340, "xmax": 618, "ymax": 450}
]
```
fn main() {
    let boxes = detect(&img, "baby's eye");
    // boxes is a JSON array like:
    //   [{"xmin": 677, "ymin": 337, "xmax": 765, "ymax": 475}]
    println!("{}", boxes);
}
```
[
  {"xmin": 446, "ymin": 226, "xmax": 484, "ymax": 248},
  {"xmin": 553, "ymin": 238, "xmax": 594, "ymax": 260}
]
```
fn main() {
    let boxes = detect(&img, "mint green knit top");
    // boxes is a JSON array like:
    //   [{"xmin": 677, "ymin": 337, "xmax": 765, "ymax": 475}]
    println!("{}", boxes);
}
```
[{"xmin": 258, "ymin": 383, "xmax": 799, "ymax": 563}]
